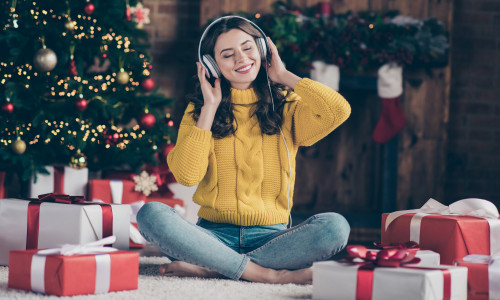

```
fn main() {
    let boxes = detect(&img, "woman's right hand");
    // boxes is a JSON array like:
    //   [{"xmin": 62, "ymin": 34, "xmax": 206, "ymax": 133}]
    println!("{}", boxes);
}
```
[{"xmin": 197, "ymin": 62, "xmax": 221, "ymax": 108}]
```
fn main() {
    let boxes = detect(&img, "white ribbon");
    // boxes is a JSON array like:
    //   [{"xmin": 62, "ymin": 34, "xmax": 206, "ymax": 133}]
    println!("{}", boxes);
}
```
[
  {"xmin": 37, "ymin": 236, "xmax": 118, "ymax": 256},
  {"xmin": 30, "ymin": 236, "xmax": 117, "ymax": 294},
  {"xmin": 109, "ymin": 180, "xmax": 124, "ymax": 204},
  {"xmin": 385, "ymin": 198, "xmax": 500, "ymax": 254},
  {"xmin": 463, "ymin": 252, "xmax": 500, "ymax": 299}
]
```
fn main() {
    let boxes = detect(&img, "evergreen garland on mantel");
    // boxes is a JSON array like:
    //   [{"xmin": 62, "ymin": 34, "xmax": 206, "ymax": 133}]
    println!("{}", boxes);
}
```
[{"xmin": 233, "ymin": 1, "xmax": 449, "ymax": 74}]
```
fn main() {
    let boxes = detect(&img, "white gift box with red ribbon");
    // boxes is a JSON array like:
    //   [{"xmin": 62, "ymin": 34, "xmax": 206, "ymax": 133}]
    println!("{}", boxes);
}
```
[
  {"xmin": 29, "ymin": 166, "xmax": 88, "ymax": 198},
  {"xmin": 456, "ymin": 252, "xmax": 500, "ymax": 299},
  {"xmin": 0, "ymin": 198, "xmax": 130, "ymax": 265},
  {"xmin": 313, "ymin": 261, "xmax": 467, "ymax": 300}
]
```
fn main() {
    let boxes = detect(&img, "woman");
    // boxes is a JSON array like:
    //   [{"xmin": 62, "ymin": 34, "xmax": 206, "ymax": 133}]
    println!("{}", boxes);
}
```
[{"xmin": 137, "ymin": 16, "xmax": 351, "ymax": 285}]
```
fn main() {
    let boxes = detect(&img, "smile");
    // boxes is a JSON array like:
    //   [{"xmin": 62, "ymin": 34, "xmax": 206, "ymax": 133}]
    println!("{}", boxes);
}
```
[{"xmin": 235, "ymin": 64, "xmax": 253, "ymax": 73}]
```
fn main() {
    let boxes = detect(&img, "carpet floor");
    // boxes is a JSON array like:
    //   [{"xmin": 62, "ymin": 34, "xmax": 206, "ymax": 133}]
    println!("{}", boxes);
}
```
[{"xmin": 0, "ymin": 256, "xmax": 313, "ymax": 300}]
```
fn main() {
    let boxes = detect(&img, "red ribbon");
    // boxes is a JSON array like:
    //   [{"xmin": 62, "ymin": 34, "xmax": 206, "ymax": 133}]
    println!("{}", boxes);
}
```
[
  {"xmin": 26, "ymin": 193, "xmax": 113, "ymax": 249},
  {"xmin": 346, "ymin": 245, "xmax": 452, "ymax": 300},
  {"xmin": 53, "ymin": 166, "xmax": 64, "ymax": 194},
  {"xmin": 373, "ymin": 241, "xmax": 420, "ymax": 250}
]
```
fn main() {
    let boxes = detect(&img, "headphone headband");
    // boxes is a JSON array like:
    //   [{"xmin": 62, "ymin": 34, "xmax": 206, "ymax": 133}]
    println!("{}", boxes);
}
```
[{"xmin": 198, "ymin": 15, "xmax": 270, "ymax": 78}]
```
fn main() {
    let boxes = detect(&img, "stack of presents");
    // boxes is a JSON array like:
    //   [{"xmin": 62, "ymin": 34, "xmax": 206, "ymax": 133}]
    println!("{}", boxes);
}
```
[
  {"xmin": 0, "ymin": 164, "xmax": 185, "ymax": 296},
  {"xmin": 313, "ymin": 198, "xmax": 500, "ymax": 300},
  {"xmin": 1, "ymin": 166, "xmax": 499, "ymax": 299}
]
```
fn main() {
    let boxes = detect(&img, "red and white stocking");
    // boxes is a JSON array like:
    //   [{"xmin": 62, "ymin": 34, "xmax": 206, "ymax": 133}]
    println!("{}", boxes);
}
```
[{"xmin": 372, "ymin": 63, "xmax": 407, "ymax": 144}]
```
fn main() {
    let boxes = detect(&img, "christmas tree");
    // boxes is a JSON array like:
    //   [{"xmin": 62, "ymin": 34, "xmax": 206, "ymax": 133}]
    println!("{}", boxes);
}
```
[{"xmin": 0, "ymin": 0, "xmax": 176, "ymax": 182}]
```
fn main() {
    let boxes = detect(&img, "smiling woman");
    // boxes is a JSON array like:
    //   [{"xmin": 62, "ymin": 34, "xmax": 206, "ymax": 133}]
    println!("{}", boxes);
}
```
[
  {"xmin": 136, "ymin": 15, "xmax": 352, "ymax": 285},
  {"xmin": 214, "ymin": 30, "xmax": 262, "ymax": 89}
]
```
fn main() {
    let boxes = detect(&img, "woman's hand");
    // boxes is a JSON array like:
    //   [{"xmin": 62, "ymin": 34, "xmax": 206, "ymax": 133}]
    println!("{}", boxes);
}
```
[
  {"xmin": 195, "ymin": 62, "xmax": 221, "ymax": 130},
  {"xmin": 266, "ymin": 37, "xmax": 301, "ymax": 89},
  {"xmin": 197, "ymin": 62, "xmax": 221, "ymax": 108}
]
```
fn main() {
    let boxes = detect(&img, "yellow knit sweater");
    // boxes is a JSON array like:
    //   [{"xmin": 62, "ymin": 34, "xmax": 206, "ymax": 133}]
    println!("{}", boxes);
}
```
[{"xmin": 167, "ymin": 78, "xmax": 351, "ymax": 226}]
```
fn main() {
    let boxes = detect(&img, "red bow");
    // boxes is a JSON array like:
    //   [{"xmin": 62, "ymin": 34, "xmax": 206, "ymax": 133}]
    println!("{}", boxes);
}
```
[
  {"xmin": 37, "ymin": 193, "xmax": 86, "ymax": 204},
  {"xmin": 346, "ymin": 245, "xmax": 421, "ymax": 268},
  {"xmin": 373, "ymin": 241, "xmax": 420, "ymax": 250}
]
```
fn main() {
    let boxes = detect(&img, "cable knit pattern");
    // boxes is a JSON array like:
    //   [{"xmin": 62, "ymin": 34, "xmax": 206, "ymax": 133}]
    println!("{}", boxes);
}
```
[{"xmin": 167, "ymin": 78, "xmax": 351, "ymax": 226}]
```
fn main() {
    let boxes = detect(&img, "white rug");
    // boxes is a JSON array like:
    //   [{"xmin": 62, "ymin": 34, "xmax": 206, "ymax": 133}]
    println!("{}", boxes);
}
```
[{"xmin": 0, "ymin": 256, "xmax": 312, "ymax": 300}]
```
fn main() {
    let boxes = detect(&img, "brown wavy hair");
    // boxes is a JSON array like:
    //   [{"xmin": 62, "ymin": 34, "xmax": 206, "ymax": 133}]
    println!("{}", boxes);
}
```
[{"xmin": 188, "ymin": 16, "xmax": 292, "ymax": 139}]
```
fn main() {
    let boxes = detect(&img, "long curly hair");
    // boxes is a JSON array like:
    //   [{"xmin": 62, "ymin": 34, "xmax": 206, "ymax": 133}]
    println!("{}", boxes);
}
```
[{"xmin": 188, "ymin": 17, "xmax": 292, "ymax": 139}]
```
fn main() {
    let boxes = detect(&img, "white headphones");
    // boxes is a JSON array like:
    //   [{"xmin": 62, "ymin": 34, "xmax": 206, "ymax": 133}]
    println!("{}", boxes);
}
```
[{"xmin": 198, "ymin": 15, "xmax": 271, "ymax": 79}]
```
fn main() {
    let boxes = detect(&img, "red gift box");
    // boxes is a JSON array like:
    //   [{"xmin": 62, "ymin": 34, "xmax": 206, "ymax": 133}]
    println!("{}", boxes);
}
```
[
  {"xmin": 381, "ymin": 199, "xmax": 500, "ymax": 265},
  {"xmin": 456, "ymin": 254, "xmax": 500, "ymax": 300},
  {"xmin": 88, "ymin": 179, "xmax": 182, "ymax": 206},
  {"xmin": 8, "ymin": 249, "xmax": 138, "ymax": 296},
  {"xmin": 88, "ymin": 179, "xmax": 184, "ymax": 248}
]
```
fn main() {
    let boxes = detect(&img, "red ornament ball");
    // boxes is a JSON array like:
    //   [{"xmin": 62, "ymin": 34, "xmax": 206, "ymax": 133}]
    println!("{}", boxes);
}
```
[
  {"xmin": 141, "ymin": 77, "xmax": 155, "ymax": 92},
  {"xmin": 2, "ymin": 102, "xmax": 14, "ymax": 114},
  {"xmin": 84, "ymin": 2, "xmax": 95, "ymax": 15},
  {"xmin": 75, "ymin": 97, "xmax": 88, "ymax": 111},
  {"xmin": 140, "ymin": 113, "xmax": 156, "ymax": 129},
  {"xmin": 104, "ymin": 129, "xmax": 121, "ymax": 145},
  {"xmin": 162, "ymin": 143, "xmax": 175, "ymax": 156}
]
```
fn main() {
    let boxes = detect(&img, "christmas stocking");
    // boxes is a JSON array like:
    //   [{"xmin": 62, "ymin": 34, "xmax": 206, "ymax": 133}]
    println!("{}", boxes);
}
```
[
  {"xmin": 310, "ymin": 60, "xmax": 340, "ymax": 91},
  {"xmin": 372, "ymin": 63, "xmax": 407, "ymax": 144}
]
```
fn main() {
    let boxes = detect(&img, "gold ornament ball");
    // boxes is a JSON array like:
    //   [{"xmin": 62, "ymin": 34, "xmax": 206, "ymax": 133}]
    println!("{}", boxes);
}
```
[
  {"xmin": 70, "ymin": 151, "xmax": 88, "ymax": 169},
  {"xmin": 116, "ymin": 71, "xmax": 130, "ymax": 85},
  {"xmin": 33, "ymin": 48, "xmax": 58, "ymax": 72},
  {"xmin": 12, "ymin": 138, "xmax": 26, "ymax": 154},
  {"xmin": 65, "ymin": 19, "xmax": 77, "ymax": 31}
]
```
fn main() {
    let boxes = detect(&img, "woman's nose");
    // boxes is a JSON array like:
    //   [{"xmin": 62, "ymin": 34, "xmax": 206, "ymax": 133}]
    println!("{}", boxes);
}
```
[{"xmin": 234, "ymin": 50, "xmax": 246, "ymax": 62}]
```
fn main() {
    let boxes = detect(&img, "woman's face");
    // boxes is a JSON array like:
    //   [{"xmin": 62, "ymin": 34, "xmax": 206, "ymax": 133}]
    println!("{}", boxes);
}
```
[{"xmin": 213, "ymin": 29, "xmax": 262, "ymax": 90}]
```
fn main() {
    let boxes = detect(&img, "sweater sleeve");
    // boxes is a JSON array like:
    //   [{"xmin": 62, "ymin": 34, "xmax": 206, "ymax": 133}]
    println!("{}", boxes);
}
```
[
  {"xmin": 287, "ymin": 78, "xmax": 351, "ymax": 146},
  {"xmin": 167, "ymin": 103, "xmax": 212, "ymax": 186}
]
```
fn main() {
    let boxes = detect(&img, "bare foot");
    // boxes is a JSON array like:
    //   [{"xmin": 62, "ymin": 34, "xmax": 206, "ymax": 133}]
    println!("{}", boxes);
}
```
[
  {"xmin": 159, "ymin": 261, "xmax": 224, "ymax": 279},
  {"xmin": 241, "ymin": 261, "xmax": 312, "ymax": 285},
  {"xmin": 274, "ymin": 268, "xmax": 312, "ymax": 285}
]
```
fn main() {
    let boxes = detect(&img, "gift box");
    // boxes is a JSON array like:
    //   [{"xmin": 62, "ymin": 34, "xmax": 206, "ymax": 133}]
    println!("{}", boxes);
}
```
[
  {"xmin": 88, "ymin": 179, "xmax": 184, "ymax": 248},
  {"xmin": 29, "ymin": 166, "xmax": 88, "ymax": 198},
  {"xmin": 88, "ymin": 179, "xmax": 183, "ymax": 207},
  {"xmin": 8, "ymin": 237, "xmax": 139, "ymax": 296},
  {"xmin": 0, "ymin": 196, "xmax": 130, "ymax": 265},
  {"xmin": 455, "ymin": 254, "xmax": 500, "ymax": 300},
  {"xmin": 381, "ymin": 198, "xmax": 500, "ymax": 265},
  {"xmin": 313, "ymin": 261, "xmax": 467, "ymax": 300}
]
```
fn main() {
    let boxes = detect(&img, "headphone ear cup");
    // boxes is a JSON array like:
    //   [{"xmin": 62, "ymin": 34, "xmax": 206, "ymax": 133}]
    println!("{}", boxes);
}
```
[
  {"xmin": 256, "ymin": 37, "xmax": 268, "ymax": 61},
  {"xmin": 202, "ymin": 54, "xmax": 222, "ymax": 78}
]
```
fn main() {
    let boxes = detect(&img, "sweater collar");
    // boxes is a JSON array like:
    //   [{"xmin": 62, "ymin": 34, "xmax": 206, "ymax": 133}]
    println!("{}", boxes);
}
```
[{"xmin": 230, "ymin": 87, "xmax": 259, "ymax": 105}]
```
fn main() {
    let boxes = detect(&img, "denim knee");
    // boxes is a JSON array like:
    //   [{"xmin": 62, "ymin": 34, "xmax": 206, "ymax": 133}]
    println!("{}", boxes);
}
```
[
  {"xmin": 136, "ymin": 201, "xmax": 175, "ymax": 232},
  {"xmin": 312, "ymin": 212, "xmax": 350, "ymax": 252}
]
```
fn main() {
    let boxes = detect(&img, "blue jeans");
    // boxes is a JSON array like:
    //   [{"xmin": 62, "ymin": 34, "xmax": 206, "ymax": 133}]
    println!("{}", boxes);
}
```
[{"xmin": 137, "ymin": 202, "xmax": 350, "ymax": 280}]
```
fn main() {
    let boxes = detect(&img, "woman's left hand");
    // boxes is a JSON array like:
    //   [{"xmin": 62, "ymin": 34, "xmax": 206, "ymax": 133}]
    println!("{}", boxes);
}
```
[{"xmin": 265, "ymin": 37, "xmax": 301, "ymax": 88}]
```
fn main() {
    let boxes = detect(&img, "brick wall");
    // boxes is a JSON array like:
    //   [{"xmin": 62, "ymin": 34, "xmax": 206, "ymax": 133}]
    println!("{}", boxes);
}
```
[
  {"xmin": 143, "ymin": 0, "xmax": 200, "ymax": 101},
  {"xmin": 446, "ymin": 0, "xmax": 500, "ymax": 204}
]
